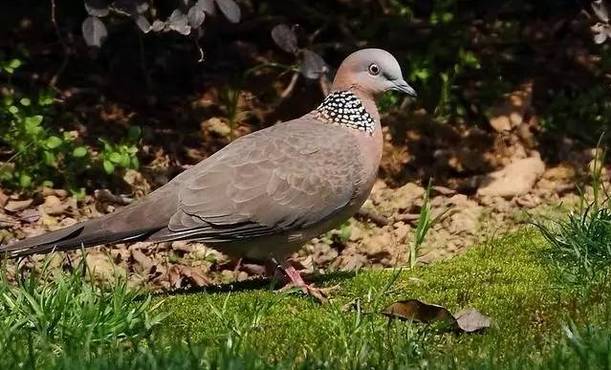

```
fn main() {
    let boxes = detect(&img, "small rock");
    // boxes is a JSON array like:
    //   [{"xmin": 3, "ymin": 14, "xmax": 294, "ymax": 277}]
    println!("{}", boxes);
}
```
[{"xmin": 477, "ymin": 155, "xmax": 545, "ymax": 198}]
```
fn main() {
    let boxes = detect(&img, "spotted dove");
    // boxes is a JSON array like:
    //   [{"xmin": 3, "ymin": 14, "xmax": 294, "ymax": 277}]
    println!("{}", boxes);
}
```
[{"xmin": 1, "ymin": 48, "xmax": 416, "ymax": 298}]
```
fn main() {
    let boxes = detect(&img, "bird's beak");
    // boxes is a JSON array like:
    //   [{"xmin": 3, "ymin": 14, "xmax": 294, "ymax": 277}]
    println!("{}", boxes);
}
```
[{"xmin": 391, "ymin": 79, "xmax": 417, "ymax": 97}]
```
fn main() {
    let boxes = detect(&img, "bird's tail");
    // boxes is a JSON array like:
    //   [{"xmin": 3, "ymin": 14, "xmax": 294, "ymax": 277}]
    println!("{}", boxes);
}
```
[
  {"xmin": 1, "ymin": 183, "xmax": 180, "ymax": 258},
  {"xmin": 0, "ymin": 216, "xmax": 158, "ymax": 258}
]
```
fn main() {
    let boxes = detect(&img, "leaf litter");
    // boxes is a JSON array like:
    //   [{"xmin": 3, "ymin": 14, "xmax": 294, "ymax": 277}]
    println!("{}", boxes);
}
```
[{"xmin": 382, "ymin": 299, "xmax": 491, "ymax": 333}]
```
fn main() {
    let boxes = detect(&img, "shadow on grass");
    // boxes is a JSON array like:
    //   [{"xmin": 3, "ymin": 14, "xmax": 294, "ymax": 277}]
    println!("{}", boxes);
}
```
[{"xmin": 156, "ymin": 270, "xmax": 358, "ymax": 298}]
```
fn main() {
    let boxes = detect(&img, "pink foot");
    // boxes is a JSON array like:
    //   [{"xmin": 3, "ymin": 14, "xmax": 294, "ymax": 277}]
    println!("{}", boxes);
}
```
[{"xmin": 277, "ymin": 264, "xmax": 337, "ymax": 303}]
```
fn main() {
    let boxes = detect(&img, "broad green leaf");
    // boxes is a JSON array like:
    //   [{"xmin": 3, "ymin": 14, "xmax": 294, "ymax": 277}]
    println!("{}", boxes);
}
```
[
  {"xmin": 109, "ymin": 152, "xmax": 123, "ymax": 164},
  {"xmin": 72, "ymin": 146, "xmax": 88, "ymax": 158},
  {"xmin": 19, "ymin": 173, "xmax": 32, "ymax": 188},
  {"xmin": 19, "ymin": 98, "xmax": 31, "ymax": 106},
  {"xmin": 38, "ymin": 91, "xmax": 55, "ymax": 106},
  {"xmin": 128, "ymin": 126, "xmax": 142, "ymax": 141},
  {"xmin": 8, "ymin": 59, "xmax": 22, "ymax": 69},
  {"xmin": 46, "ymin": 136, "xmax": 63, "ymax": 149},
  {"xmin": 103, "ymin": 160, "xmax": 114, "ymax": 174},
  {"xmin": 25, "ymin": 115, "xmax": 43, "ymax": 127},
  {"xmin": 131, "ymin": 156, "xmax": 140, "ymax": 168},
  {"xmin": 120, "ymin": 153, "xmax": 130, "ymax": 167},
  {"xmin": 43, "ymin": 151, "xmax": 57, "ymax": 166}
]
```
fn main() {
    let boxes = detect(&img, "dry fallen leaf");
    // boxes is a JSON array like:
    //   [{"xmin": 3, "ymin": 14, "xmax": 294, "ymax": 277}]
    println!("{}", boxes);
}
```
[
  {"xmin": 382, "ymin": 299, "xmax": 455, "ymax": 323},
  {"xmin": 454, "ymin": 308, "xmax": 492, "ymax": 333},
  {"xmin": 19, "ymin": 208, "xmax": 40, "ymax": 223},
  {"xmin": 0, "ymin": 189, "xmax": 8, "ymax": 208},
  {"xmin": 382, "ymin": 299, "xmax": 491, "ymax": 334},
  {"xmin": 4, "ymin": 199, "xmax": 33, "ymax": 212},
  {"xmin": 131, "ymin": 248, "xmax": 154, "ymax": 273},
  {"xmin": 168, "ymin": 265, "xmax": 182, "ymax": 288},
  {"xmin": 40, "ymin": 195, "xmax": 69, "ymax": 216},
  {"xmin": 180, "ymin": 265, "xmax": 209, "ymax": 287},
  {"xmin": 167, "ymin": 264, "xmax": 209, "ymax": 288}
]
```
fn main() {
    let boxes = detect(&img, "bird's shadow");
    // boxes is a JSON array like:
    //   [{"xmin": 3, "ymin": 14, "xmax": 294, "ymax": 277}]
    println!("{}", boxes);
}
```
[{"xmin": 156, "ymin": 270, "xmax": 357, "ymax": 298}]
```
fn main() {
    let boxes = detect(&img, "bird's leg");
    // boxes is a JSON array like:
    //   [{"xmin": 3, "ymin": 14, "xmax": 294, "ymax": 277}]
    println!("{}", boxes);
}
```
[{"xmin": 276, "ymin": 262, "xmax": 337, "ymax": 303}]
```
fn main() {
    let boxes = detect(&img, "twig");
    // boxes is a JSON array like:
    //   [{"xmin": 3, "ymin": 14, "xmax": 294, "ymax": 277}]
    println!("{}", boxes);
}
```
[
  {"xmin": 355, "ymin": 208, "xmax": 389, "ymax": 227},
  {"xmin": 194, "ymin": 37, "xmax": 205, "ymax": 63},
  {"xmin": 279, "ymin": 72, "xmax": 299, "ymax": 99},
  {"xmin": 94, "ymin": 189, "xmax": 133, "ymax": 206}
]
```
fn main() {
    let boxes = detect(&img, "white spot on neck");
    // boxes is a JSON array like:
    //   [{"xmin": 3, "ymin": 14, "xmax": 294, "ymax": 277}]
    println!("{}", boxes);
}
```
[{"xmin": 315, "ymin": 91, "xmax": 375, "ymax": 135}]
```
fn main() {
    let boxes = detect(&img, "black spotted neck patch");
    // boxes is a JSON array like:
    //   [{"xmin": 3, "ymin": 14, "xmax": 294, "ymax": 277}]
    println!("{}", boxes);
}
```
[{"xmin": 315, "ymin": 91, "xmax": 375, "ymax": 135}]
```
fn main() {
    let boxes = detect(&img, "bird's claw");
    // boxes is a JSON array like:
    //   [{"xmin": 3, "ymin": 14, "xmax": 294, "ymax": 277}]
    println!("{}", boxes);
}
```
[{"xmin": 277, "ymin": 283, "xmax": 339, "ymax": 304}]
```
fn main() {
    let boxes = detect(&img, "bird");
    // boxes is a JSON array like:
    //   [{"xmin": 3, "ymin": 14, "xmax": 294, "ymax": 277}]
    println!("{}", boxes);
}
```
[{"xmin": 1, "ymin": 48, "xmax": 416, "ymax": 301}]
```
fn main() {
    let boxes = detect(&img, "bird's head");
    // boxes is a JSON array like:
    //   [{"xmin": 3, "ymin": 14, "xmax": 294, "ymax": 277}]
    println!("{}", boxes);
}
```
[{"xmin": 332, "ymin": 48, "xmax": 417, "ymax": 98}]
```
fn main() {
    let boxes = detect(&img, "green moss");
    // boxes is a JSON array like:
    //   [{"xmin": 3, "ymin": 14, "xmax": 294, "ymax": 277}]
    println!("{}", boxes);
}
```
[{"xmin": 156, "ymin": 228, "xmax": 609, "ymax": 368}]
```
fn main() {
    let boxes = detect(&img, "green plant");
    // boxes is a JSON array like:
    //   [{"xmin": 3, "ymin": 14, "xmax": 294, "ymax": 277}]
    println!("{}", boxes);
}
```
[
  {"xmin": 0, "ymin": 56, "xmax": 143, "ymax": 192},
  {"xmin": 0, "ymin": 57, "xmax": 88, "ymax": 190},
  {"xmin": 533, "ymin": 139, "xmax": 611, "ymax": 282},
  {"xmin": 0, "ymin": 255, "xmax": 166, "ymax": 368},
  {"xmin": 99, "ymin": 126, "xmax": 141, "ymax": 175},
  {"xmin": 410, "ymin": 180, "xmax": 448, "ymax": 268}
]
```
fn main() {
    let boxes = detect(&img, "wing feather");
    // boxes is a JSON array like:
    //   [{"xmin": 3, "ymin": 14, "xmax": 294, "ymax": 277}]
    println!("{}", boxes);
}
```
[{"xmin": 167, "ymin": 119, "xmax": 363, "ymax": 240}]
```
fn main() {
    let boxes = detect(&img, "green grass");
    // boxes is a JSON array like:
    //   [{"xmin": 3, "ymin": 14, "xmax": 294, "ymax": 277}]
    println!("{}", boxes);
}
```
[
  {"xmin": 156, "ymin": 230, "xmax": 610, "ymax": 369},
  {"xmin": 1, "ymin": 224, "xmax": 611, "ymax": 369}
]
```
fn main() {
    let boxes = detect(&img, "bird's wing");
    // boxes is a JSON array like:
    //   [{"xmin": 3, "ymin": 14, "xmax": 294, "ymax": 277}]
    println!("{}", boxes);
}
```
[{"xmin": 162, "ymin": 119, "xmax": 364, "ymax": 242}]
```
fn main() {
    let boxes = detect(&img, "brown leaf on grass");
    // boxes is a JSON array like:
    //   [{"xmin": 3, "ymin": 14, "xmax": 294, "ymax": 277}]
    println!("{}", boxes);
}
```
[
  {"xmin": 4, "ymin": 199, "xmax": 33, "ymax": 212},
  {"xmin": 382, "ymin": 299, "xmax": 491, "ymax": 334},
  {"xmin": 382, "ymin": 299, "xmax": 455, "ymax": 323},
  {"xmin": 454, "ymin": 309, "xmax": 492, "ymax": 333}
]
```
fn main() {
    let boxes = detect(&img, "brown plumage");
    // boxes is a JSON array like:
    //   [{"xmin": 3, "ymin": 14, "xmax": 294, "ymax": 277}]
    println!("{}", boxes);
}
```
[{"xmin": 2, "ymin": 49, "xmax": 416, "ymax": 297}]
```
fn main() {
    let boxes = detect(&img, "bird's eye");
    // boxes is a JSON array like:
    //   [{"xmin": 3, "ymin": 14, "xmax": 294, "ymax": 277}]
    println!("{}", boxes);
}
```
[{"xmin": 368, "ymin": 63, "xmax": 380, "ymax": 76}]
